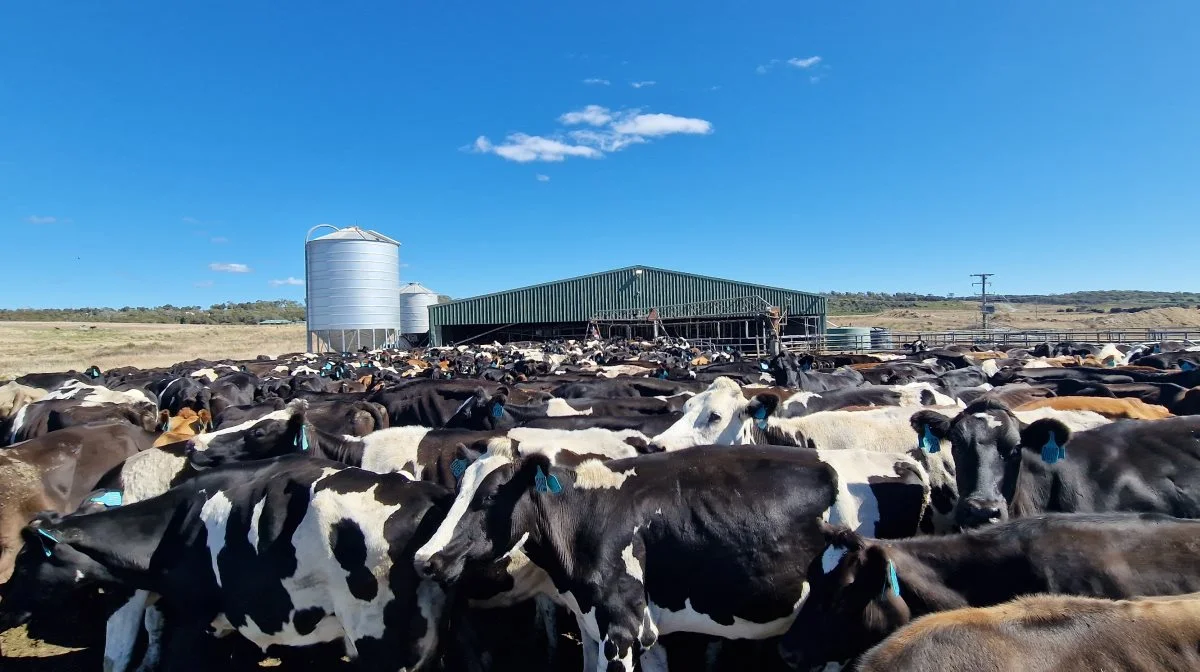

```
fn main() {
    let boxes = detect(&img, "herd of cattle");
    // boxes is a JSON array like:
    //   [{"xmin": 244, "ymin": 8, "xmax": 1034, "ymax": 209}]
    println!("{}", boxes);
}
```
[{"xmin": 2, "ymin": 337, "xmax": 1200, "ymax": 671}]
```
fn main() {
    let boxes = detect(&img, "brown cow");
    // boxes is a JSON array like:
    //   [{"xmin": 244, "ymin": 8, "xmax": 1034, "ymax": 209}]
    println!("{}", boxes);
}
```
[
  {"xmin": 1016, "ymin": 396, "xmax": 1172, "ymax": 420},
  {"xmin": 858, "ymin": 594, "xmax": 1200, "ymax": 672},
  {"xmin": 0, "ymin": 382, "xmax": 46, "ymax": 424},
  {"xmin": 151, "ymin": 408, "xmax": 213, "ymax": 448},
  {"xmin": 0, "ymin": 423, "xmax": 154, "ymax": 581}
]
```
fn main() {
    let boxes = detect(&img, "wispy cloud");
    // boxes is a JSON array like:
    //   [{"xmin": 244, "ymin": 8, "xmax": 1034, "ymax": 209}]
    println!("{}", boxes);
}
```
[
  {"xmin": 471, "ymin": 135, "xmax": 602, "ymax": 163},
  {"xmin": 27, "ymin": 215, "xmax": 57, "ymax": 225},
  {"xmin": 194, "ymin": 280, "xmax": 214, "ymax": 288},
  {"xmin": 536, "ymin": 174, "xmax": 551, "ymax": 182},
  {"xmin": 787, "ymin": 56, "xmax": 822, "ymax": 69},
  {"xmin": 210, "ymin": 236, "xmax": 229, "ymax": 244},
  {"xmin": 756, "ymin": 58, "xmax": 781, "ymax": 75},
  {"xmin": 630, "ymin": 81, "xmax": 656, "ymax": 89},
  {"xmin": 269, "ymin": 277, "xmax": 304, "ymax": 286},
  {"xmin": 182, "ymin": 216, "xmax": 200, "ymax": 225},
  {"xmin": 709, "ymin": 85, "xmax": 722, "ymax": 91},
  {"xmin": 210, "ymin": 262, "xmax": 251, "ymax": 273},
  {"xmin": 558, "ymin": 105, "xmax": 612, "ymax": 127},
  {"xmin": 472, "ymin": 105, "xmax": 713, "ymax": 164},
  {"xmin": 582, "ymin": 77, "xmax": 610, "ymax": 86}
]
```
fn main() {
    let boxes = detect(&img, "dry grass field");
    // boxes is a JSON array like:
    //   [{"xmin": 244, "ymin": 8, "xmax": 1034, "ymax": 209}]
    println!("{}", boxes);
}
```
[
  {"xmin": 0, "ymin": 322, "xmax": 307, "ymax": 379},
  {"xmin": 834, "ymin": 304, "xmax": 1200, "ymax": 333}
]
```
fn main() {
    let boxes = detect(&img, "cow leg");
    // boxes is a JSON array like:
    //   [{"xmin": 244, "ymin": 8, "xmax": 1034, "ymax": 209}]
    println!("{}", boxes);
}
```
[
  {"xmin": 160, "ymin": 621, "xmax": 211, "ymax": 672},
  {"xmin": 639, "ymin": 644, "xmax": 669, "ymax": 672},
  {"xmin": 104, "ymin": 591, "xmax": 149, "ymax": 672},
  {"xmin": 534, "ymin": 594, "xmax": 559, "ymax": 668},
  {"xmin": 133, "ymin": 602, "xmax": 166, "ymax": 672}
]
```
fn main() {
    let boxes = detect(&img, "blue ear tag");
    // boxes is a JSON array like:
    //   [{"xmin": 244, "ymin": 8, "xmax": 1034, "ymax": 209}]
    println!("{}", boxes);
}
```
[
  {"xmin": 1041, "ymin": 434, "xmax": 1065, "ymax": 464},
  {"xmin": 884, "ymin": 560, "xmax": 900, "ymax": 598},
  {"xmin": 450, "ymin": 458, "xmax": 468, "ymax": 481},
  {"xmin": 753, "ymin": 406, "xmax": 768, "ymax": 430},
  {"xmin": 36, "ymin": 528, "xmax": 59, "ymax": 557},
  {"xmin": 298, "ymin": 429, "xmax": 310, "ymax": 453},
  {"xmin": 534, "ymin": 466, "xmax": 563, "ymax": 495},
  {"xmin": 160, "ymin": 420, "xmax": 170, "ymax": 432},
  {"xmin": 759, "ymin": 362, "xmax": 769, "ymax": 371},
  {"xmin": 919, "ymin": 426, "xmax": 940, "ymax": 454},
  {"xmin": 491, "ymin": 403, "xmax": 504, "ymax": 419},
  {"xmin": 1182, "ymin": 361, "xmax": 1196, "ymax": 372},
  {"xmin": 89, "ymin": 491, "xmax": 123, "ymax": 508}
]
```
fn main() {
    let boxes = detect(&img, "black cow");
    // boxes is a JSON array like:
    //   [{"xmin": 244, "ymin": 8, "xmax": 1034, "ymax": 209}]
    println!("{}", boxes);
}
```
[
  {"xmin": 414, "ymin": 444, "xmax": 930, "ymax": 672},
  {"xmin": 207, "ymin": 372, "xmax": 260, "ymax": 416},
  {"xmin": 550, "ymin": 378, "xmax": 700, "ymax": 400},
  {"xmin": 779, "ymin": 513, "xmax": 1200, "ymax": 670},
  {"xmin": 912, "ymin": 400, "xmax": 1200, "ymax": 529},
  {"xmin": 155, "ymin": 376, "xmax": 212, "ymax": 416},
  {"xmin": 0, "ymin": 456, "xmax": 452, "ymax": 672},
  {"xmin": 522, "ymin": 413, "xmax": 684, "ymax": 437},
  {"xmin": 370, "ymin": 380, "xmax": 523, "ymax": 429},
  {"xmin": 5, "ymin": 399, "xmax": 159, "ymax": 445}
]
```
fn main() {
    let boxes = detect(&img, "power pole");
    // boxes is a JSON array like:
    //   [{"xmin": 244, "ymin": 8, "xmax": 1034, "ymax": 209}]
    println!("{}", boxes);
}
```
[{"xmin": 971, "ymin": 273, "xmax": 994, "ymax": 330}]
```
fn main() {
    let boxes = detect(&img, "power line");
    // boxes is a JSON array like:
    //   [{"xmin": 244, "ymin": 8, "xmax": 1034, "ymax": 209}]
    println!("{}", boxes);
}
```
[{"xmin": 971, "ymin": 273, "xmax": 994, "ymax": 330}]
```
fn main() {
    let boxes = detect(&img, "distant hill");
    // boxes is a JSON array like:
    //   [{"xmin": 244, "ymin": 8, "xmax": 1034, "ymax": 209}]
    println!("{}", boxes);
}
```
[{"xmin": 825, "ymin": 291, "xmax": 1200, "ymax": 316}]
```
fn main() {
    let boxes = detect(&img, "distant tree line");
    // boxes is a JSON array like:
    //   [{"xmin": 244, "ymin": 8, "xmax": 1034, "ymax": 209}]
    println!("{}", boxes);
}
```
[{"xmin": 0, "ymin": 300, "xmax": 307, "ymax": 325}]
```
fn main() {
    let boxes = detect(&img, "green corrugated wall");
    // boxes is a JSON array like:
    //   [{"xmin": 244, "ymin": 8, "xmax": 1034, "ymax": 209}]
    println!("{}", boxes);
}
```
[{"xmin": 428, "ymin": 266, "xmax": 825, "ymax": 344}]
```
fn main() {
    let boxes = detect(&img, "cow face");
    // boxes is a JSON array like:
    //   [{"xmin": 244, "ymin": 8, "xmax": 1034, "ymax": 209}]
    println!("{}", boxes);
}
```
[
  {"xmin": 778, "ymin": 526, "xmax": 910, "ymax": 671},
  {"xmin": 445, "ymin": 388, "xmax": 509, "ymax": 431},
  {"xmin": 914, "ymin": 402, "xmax": 1072, "ymax": 529},
  {"xmin": 650, "ymin": 377, "xmax": 780, "ymax": 451},
  {"xmin": 413, "ymin": 445, "xmax": 546, "ymax": 586},
  {"xmin": 187, "ymin": 400, "xmax": 309, "ymax": 469},
  {"xmin": 0, "ymin": 526, "xmax": 119, "ymax": 630}
]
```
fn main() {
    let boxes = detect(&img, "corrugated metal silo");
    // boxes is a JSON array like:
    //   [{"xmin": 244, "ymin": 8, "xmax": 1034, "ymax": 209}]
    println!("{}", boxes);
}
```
[
  {"xmin": 399, "ymin": 282, "xmax": 439, "ymax": 335},
  {"xmin": 305, "ymin": 225, "xmax": 403, "ymax": 353}
]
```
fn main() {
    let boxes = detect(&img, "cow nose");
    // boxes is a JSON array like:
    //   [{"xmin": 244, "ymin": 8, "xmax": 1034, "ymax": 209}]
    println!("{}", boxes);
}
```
[
  {"xmin": 960, "ymin": 499, "xmax": 1005, "ymax": 527},
  {"xmin": 413, "ymin": 554, "xmax": 440, "ymax": 580}
]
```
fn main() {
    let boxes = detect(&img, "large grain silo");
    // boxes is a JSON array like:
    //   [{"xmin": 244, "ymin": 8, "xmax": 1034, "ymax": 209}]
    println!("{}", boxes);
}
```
[
  {"xmin": 398, "ymin": 282, "xmax": 440, "ymax": 345},
  {"xmin": 304, "ymin": 225, "xmax": 403, "ymax": 353}
]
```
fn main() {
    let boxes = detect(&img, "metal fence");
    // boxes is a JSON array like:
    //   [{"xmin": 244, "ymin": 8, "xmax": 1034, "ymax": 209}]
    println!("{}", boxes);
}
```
[{"xmin": 780, "ymin": 329, "xmax": 1200, "ymax": 354}]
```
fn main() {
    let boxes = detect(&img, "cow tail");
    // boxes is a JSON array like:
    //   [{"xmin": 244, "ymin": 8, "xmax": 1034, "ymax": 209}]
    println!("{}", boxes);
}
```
[{"xmin": 362, "ymin": 401, "xmax": 390, "ymax": 430}]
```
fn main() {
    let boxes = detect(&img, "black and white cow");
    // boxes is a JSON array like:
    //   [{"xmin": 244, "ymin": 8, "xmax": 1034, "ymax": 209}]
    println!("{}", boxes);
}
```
[
  {"xmin": 912, "ymin": 399, "xmax": 1200, "ymax": 529},
  {"xmin": 413, "ymin": 443, "xmax": 930, "ymax": 672},
  {"xmin": 778, "ymin": 513, "xmax": 1200, "ymax": 670},
  {"xmin": 0, "ymin": 455, "xmax": 451, "ymax": 672}
]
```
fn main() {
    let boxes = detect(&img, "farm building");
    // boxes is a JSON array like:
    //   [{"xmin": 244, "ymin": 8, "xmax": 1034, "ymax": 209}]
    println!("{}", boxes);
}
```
[{"xmin": 428, "ymin": 265, "xmax": 826, "ymax": 351}]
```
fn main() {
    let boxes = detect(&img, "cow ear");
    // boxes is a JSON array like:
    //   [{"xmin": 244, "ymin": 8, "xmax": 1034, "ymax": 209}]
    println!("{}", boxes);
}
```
[
  {"xmin": 852, "ymin": 545, "xmax": 894, "ymax": 601},
  {"xmin": 157, "ymin": 410, "xmax": 171, "ymax": 432},
  {"xmin": 745, "ymin": 393, "xmax": 782, "ymax": 426},
  {"xmin": 512, "ymin": 453, "xmax": 554, "ymax": 492},
  {"xmin": 910, "ymin": 411, "xmax": 951, "ymax": 454},
  {"xmin": 1020, "ymin": 419, "xmax": 1072, "ymax": 464}
]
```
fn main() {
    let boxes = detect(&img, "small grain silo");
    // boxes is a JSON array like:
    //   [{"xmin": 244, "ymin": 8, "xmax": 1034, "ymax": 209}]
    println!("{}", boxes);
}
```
[
  {"xmin": 399, "ymin": 282, "xmax": 440, "ymax": 344},
  {"xmin": 305, "ymin": 225, "xmax": 403, "ymax": 353}
]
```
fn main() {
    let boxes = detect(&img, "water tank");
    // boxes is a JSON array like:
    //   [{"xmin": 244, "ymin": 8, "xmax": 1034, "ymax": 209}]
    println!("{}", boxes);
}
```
[
  {"xmin": 305, "ymin": 225, "xmax": 402, "ymax": 353},
  {"xmin": 399, "ymin": 282, "xmax": 439, "ymax": 335},
  {"xmin": 826, "ymin": 327, "xmax": 873, "ymax": 353},
  {"xmin": 870, "ymin": 328, "xmax": 894, "ymax": 351}
]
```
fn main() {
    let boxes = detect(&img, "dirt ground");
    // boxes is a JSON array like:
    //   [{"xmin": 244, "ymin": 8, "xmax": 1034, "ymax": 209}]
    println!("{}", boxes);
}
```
[
  {"xmin": 0, "ymin": 322, "xmax": 307, "ymax": 379},
  {"xmin": 833, "ymin": 304, "xmax": 1200, "ymax": 332}
]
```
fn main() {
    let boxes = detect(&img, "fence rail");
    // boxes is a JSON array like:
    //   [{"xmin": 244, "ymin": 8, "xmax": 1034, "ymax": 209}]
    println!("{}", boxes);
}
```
[{"xmin": 779, "ymin": 329, "xmax": 1200, "ymax": 354}]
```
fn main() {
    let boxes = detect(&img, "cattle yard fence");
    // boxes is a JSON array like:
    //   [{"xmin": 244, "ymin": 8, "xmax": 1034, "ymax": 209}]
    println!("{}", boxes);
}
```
[{"xmin": 778, "ymin": 329, "xmax": 1200, "ymax": 355}]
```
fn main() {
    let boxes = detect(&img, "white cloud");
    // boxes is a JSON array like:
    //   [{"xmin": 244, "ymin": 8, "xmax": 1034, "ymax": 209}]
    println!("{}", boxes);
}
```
[
  {"xmin": 582, "ymin": 77, "xmax": 610, "ymax": 86},
  {"xmin": 27, "ymin": 215, "xmax": 56, "ymax": 224},
  {"xmin": 630, "ymin": 81, "xmax": 656, "ymax": 89},
  {"xmin": 472, "ymin": 134, "xmax": 602, "ymax": 163},
  {"xmin": 270, "ymin": 277, "xmax": 304, "ymax": 286},
  {"xmin": 756, "ymin": 58, "xmax": 781, "ymax": 74},
  {"xmin": 210, "ymin": 262, "xmax": 251, "ymax": 273},
  {"xmin": 709, "ymin": 85, "xmax": 721, "ymax": 91},
  {"xmin": 194, "ymin": 280, "xmax": 214, "ymax": 288},
  {"xmin": 559, "ymin": 105, "xmax": 613, "ymax": 127},
  {"xmin": 788, "ymin": 56, "xmax": 822, "ymax": 69},
  {"xmin": 536, "ymin": 174, "xmax": 550, "ymax": 182},
  {"xmin": 182, "ymin": 216, "xmax": 200, "ymax": 225},
  {"xmin": 210, "ymin": 236, "xmax": 229, "ymax": 244},
  {"xmin": 611, "ymin": 113, "xmax": 712, "ymax": 137},
  {"xmin": 472, "ymin": 105, "xmax": 712, "ymax": 163}
]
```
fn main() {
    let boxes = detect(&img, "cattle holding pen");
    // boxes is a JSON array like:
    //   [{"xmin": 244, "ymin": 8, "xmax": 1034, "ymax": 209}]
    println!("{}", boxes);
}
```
[{"xmin": 3, "ymin": 336, "xmax": 1200, "ymax": 671}]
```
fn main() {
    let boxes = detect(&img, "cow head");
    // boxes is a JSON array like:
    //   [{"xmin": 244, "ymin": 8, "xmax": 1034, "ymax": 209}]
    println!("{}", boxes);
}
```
[
  {"xmin": 413, "ymin": 441, "xmax": 548, "ymax": 585},
  {"xmin": 0, "ymin": 520, "xmax": 119, "ymax": 631},
  {"xmin": 779, "ymin": 524, "xmax": 910, "ymax": 671},
  {"xmin": 187, "ymin": 399, "xmax": 309, "ymax": 469},
  {"xmin": 650, "ymin": 377, "xmax": 781, "ymax": 451},
  {"xmin": 911, "ymin": 401, "xmax": 1072, "ymax": 529},
  {"xmin": 445, "ymin": 387, "xmax": 510, "ymax": 431}
]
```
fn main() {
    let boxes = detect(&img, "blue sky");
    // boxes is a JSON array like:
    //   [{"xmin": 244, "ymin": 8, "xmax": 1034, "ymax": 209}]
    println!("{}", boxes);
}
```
[{"xmin": 2, "ymin": 2, "xmax": 1198, "ymax": 308}]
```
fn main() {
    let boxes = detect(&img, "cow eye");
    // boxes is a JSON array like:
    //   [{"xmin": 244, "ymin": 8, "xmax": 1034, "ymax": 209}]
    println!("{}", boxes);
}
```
[
  {"xmin": 707, "ymin": 412, "xmax": 722, "ymax": 424},
  {"xmin": 253, "ymin": 428, "xmax": 267, "ymax": 439}
]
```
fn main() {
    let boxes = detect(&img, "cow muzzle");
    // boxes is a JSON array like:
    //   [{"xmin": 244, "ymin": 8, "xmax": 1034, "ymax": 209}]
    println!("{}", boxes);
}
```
[
  {"xmin": 413, "ymin": 552, "xmax": 462, "ymax": 585},
  {"xmin": 957, "ymin": 497, "xmax": 1007, "ymax": 528}
]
